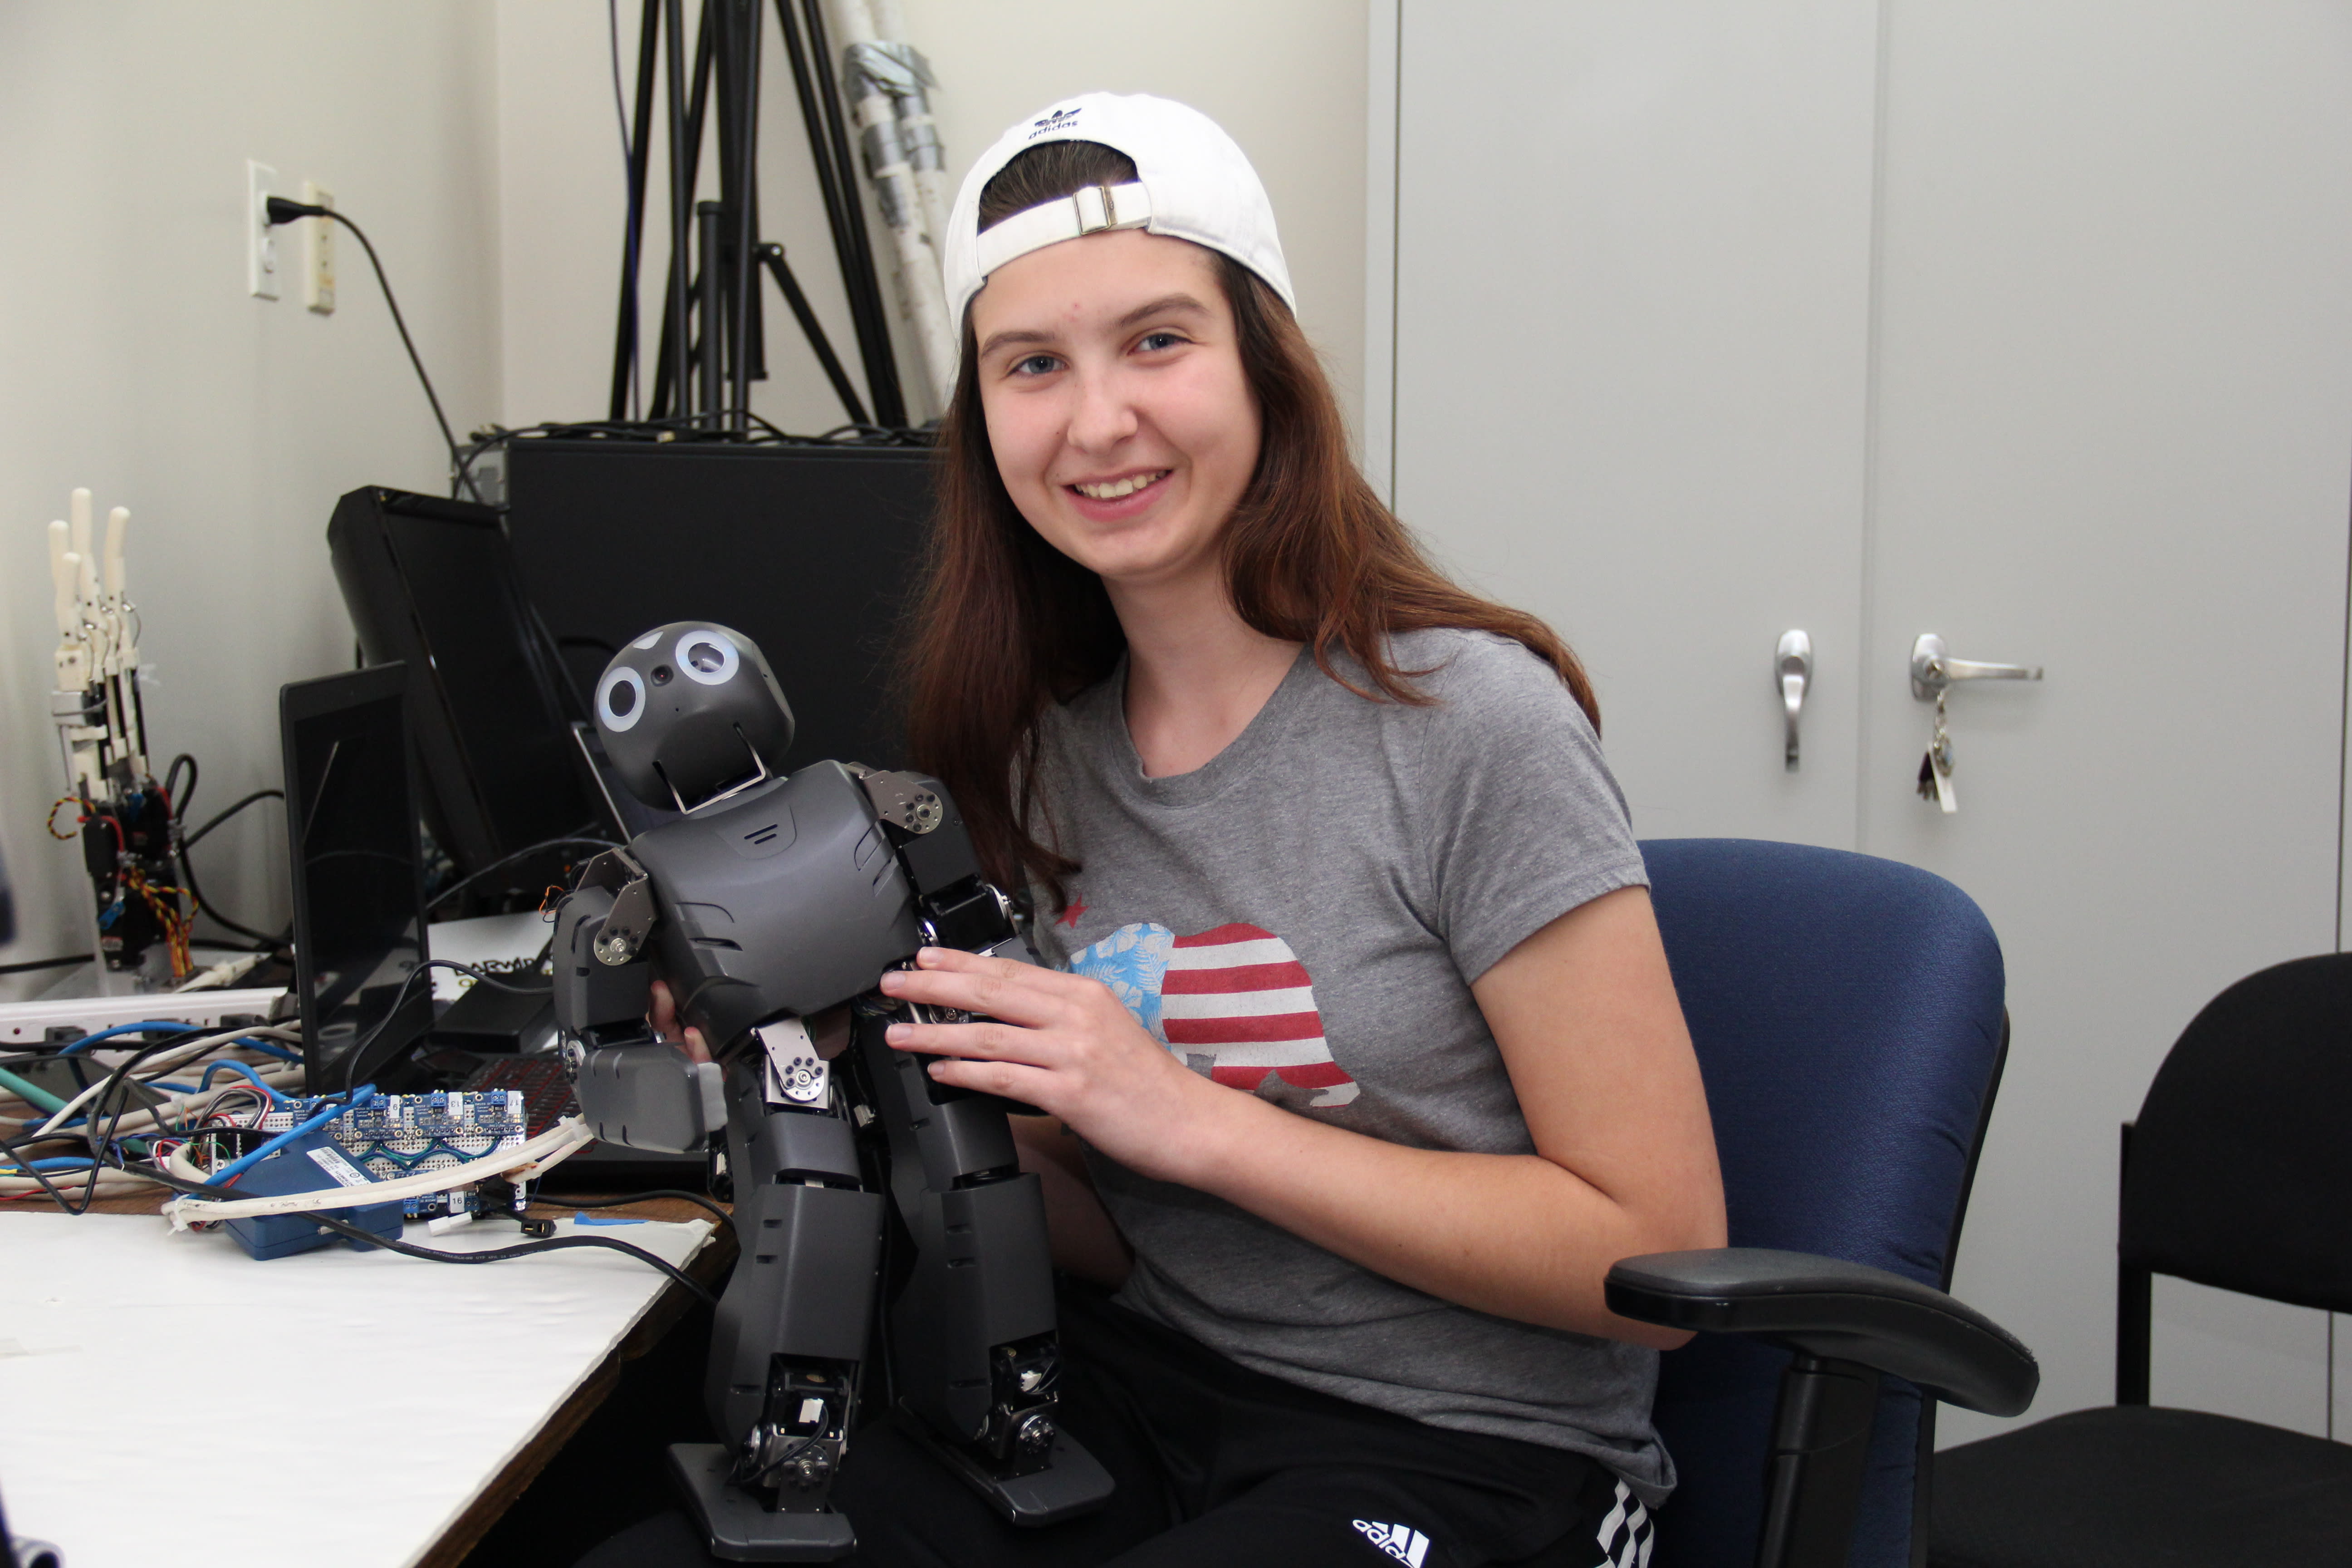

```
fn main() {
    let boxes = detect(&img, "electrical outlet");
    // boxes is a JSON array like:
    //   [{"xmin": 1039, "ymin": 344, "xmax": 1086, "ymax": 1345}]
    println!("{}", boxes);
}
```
[
  {"xmin": 246, "ymin": 159, "xmax": 279, "ymax": 300},
  {"xmin": 302, "ymin": 179, "xmax": 336, "ymax": 314}
]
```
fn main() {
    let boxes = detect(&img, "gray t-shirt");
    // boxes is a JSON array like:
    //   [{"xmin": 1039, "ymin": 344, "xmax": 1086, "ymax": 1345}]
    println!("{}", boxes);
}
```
[{"xmin": 1027, "ymin": 626, "xmax": 1672, "ymax": 1504}]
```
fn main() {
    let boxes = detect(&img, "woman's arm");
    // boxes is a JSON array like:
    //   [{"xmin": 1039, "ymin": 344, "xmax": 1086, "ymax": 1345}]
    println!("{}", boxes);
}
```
[
  {"xmin": 880, "ymin": 885, "xmax": 1725, "ymax": 1348},
  {"xmin": 1010, "ymin": 1114, "xmax": 1134, "ymax": 1288}
]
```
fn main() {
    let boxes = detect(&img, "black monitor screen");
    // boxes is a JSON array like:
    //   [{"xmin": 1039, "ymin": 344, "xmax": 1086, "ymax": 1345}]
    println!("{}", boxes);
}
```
[
  {"xmin": 504, "ymin": 441, "xmax": 932, "ymax": 777},
  {"xmin": 328, "ymin": 487, "xmax": 604, "ymax": 876},
  {"xmin": 280, "ymin": 664, "xmax": 431, "ymax": 1089}
]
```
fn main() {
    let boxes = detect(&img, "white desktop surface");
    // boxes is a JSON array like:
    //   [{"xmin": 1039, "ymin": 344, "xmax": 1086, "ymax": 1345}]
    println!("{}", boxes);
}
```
[{"xmin": 0, "ymin": 1210, "xmax": 710, "ymax": 1568}]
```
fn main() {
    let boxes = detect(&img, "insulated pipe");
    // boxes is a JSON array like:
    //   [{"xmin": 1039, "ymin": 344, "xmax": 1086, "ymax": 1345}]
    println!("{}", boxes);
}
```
[
  {"xmin": 866, "ymin": 0, "xmax": 949, "ymax": 265},
  {"xmin": 828, "ymin": 0, "xmax": 954, "ymax": 413}
]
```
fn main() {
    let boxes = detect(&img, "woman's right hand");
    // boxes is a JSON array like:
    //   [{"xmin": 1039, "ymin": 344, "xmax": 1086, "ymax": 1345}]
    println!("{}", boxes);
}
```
[{"xmin": 649, "ymin": 978, "xmax": 712, "ymax": 1064}]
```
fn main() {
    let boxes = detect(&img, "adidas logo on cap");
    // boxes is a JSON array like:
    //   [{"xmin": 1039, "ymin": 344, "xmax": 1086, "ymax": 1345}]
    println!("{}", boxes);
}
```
[
  {"xmin": 1352, "ymin": 1519, "xmax": 1431, "ymax": 1567},
  {"xmin": 1028, "ymin": 106, "xmax": 1082, "ymax": 138}
]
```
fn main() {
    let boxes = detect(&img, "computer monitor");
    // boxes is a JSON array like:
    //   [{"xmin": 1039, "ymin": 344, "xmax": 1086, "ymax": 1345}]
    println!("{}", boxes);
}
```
[
  {"xmin": 327, "ymin": 486, "xmax": 610, "ymax": 877},
  {"xmin": 280, "ymin": 663, "xmax": 432, "ymax": 1091},
  {"xmin": 504, "ymin": 441, "xmax": 932, "ymax": 776}
]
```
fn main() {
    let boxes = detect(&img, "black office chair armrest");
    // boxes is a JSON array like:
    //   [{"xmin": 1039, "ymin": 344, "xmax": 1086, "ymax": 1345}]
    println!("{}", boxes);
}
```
[{"xmin": 1606, "ymin": 1247, "xmax": 2038, "ymax": 1416}]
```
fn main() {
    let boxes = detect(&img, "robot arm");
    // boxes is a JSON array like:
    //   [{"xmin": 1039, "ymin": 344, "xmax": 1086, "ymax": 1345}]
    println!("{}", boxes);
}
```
[{"xmin": 551, "ymin": 848, "xmax": 724, "ymax": 1153}]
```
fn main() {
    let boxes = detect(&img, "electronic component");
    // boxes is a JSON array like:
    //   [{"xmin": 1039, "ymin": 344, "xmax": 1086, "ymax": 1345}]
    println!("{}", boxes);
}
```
[
  {"xmin": 256, "ymin": 1090, "xmax": 531, "ymax": 1219},
  {"xmin": 220, "ymin": 1124, "xmax": 403, "ymax": 1261}
]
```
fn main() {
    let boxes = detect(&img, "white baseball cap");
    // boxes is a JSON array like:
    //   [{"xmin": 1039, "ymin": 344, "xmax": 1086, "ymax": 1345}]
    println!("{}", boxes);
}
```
[{"xmin": 942, "ymin": 93, "xmax": 1297, "ymax": 334}]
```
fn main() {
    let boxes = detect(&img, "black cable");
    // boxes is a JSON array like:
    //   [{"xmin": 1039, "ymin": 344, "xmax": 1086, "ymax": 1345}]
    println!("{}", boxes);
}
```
[
  {"xmin": 174, "ymin": 785, "xmax": 288, "ymax": 948},
  {"xmin": 426, "ymin": 835, "xmax": 620, "ymax": 914},
  {"xmin": 182, "ymin": 788, "xmax": 283, "ymax": 852},
  {"xmin": 126, "ymin": 1156, "xmax": 720, "ymax": 1307},
  {"xmin": 0, "ymin": 954, "xmax": 91, "ymax": 976},
  {"xmin": 262, "ymin": 199, "xmax": 479, "ymax": 503},
  {"xmin": 163, "ymin": 752, "xmax": 197, "ymax": 819},
  {"xmin": 17, "ymin": 1029, "xmax": 196, "ymax": 1214},
  {"xmin": 0, "ymin": 1131, "xmax": 80, "ymax": 1215},
  {"xmin": 340, "ymin": 960, "xmax": 555, "ymax": 1099},
  {"xmin": 176, "ymin": 843, "xmax": 284, "ymax": 951}
]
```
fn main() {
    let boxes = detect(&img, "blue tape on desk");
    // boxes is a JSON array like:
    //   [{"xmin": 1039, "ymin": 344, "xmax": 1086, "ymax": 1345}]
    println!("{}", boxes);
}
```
[{"xmin": 573, "ymin": 1213, "xmax": 648, "ymax": 1227}]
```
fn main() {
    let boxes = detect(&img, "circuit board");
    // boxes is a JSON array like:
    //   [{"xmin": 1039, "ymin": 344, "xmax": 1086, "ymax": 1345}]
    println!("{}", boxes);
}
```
[{"xmin": 259, "ymin": 1089, "xmax": 529, "ymax": 1218}]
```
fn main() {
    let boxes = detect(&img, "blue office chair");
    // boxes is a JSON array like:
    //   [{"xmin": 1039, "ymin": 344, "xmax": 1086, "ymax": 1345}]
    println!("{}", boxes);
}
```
[{"xmin": 1608, "ymin": 839, "xmax": 2039, "ymax": 1568}]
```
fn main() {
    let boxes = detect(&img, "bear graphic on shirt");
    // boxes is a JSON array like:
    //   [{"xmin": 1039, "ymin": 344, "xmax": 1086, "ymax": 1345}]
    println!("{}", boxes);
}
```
[{"xmin": 1068, "ymin": 921, "xmax": 1359, "ymax": 1110}]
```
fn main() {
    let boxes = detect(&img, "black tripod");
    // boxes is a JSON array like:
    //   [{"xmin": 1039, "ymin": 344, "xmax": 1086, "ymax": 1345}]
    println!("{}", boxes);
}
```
[{"xmin": 609, "ymin": 0, "xmax": 906, "ymax": 433}]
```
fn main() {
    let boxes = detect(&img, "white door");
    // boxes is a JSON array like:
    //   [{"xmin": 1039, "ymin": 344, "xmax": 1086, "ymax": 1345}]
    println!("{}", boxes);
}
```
[
  {"xmin": 1377, "ymin": 0, "xmax": 2352, "ymax": 1445},
  {"xmin": 1378, "ymin": 0, "xmax": 1882, "ymax": 850}
]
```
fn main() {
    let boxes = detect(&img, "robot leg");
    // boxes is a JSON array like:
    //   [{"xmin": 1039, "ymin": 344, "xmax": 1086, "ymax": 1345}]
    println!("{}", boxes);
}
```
[
  {"xmin": 852, "ymin": 999, "xmax": 1115, "ymax": 1526},
  {"xmin": 672, "ymin": 1037, "xmax": 885, "ymax": 1562}
]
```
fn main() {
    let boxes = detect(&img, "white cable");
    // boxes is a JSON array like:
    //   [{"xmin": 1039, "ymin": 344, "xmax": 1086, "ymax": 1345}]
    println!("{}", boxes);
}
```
[
  {"xmin": 30, "ymin": 1029, "xmax": 303, "ymax": 1137},
  {"xmin": 80, "ymin": 1066, "xmax": 308, "ymax": 1140},
  {"xmin": 160, "ymin": 1117, "xmax": 594, "ymax": 1229}
]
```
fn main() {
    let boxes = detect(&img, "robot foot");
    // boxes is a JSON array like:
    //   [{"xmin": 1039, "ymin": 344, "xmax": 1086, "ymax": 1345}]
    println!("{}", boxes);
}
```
[
  {"xmin": 669, "ymin": 1443, "xmax": 858, "ymax": 1562},
  {"xmin": 906, "ymin": 1423, "xmax": 1116, "ymax": 1528}
]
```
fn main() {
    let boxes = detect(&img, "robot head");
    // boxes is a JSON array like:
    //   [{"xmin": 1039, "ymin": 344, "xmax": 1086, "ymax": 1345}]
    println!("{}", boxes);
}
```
[{"xmin": 593, "ymin": 622, "xmax": 795, "ymax": 810}]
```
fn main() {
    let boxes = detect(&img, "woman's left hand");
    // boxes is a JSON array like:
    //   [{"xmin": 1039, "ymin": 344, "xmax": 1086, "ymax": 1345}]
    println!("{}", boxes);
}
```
[{"xmin": 878, "ymin": 947, "xmax": 1242, "ymax": 1187}]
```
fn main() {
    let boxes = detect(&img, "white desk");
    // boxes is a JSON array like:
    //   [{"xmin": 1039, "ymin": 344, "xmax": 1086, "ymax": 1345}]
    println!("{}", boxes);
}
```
[{"xmin": 0, "ymin": 1210, "xmax": 712, "ymax": 1568}]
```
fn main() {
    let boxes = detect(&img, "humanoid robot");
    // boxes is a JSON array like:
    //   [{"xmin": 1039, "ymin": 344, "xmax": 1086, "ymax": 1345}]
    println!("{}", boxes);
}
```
[{"xmin": 549, "ymin": 621, "xmax": 1112, "ymax": 1560}]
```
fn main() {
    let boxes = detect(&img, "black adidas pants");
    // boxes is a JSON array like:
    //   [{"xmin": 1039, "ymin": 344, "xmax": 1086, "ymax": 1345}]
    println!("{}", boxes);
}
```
[{"xmin": 579, "ymin": 1284, "xmax": 1657, "ymax": 1568}]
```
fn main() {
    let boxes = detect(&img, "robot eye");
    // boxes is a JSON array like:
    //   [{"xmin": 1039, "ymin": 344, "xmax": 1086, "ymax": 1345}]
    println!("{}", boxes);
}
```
[
  {"xmin": 595, "ymin": 666, "xmax": 647, "ymax": 732},
  {"xmin": 675, "ymin": 630, "xmax": 741, "ymax": 686}
]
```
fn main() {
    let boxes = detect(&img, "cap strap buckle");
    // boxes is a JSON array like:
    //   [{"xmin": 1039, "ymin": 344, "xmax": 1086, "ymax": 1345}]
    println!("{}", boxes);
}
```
[{"xmin": 974, "ymin": 181, "xmax": 1154, "ymax": 280}]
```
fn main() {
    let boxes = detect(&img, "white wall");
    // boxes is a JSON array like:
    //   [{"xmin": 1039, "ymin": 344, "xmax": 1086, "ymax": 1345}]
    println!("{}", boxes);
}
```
[
  {"xmin": 495, "ymin": 0, "xmax": 1369, "ymax": 437},
  {"xmin": 0, "ymin": 1, "xmax": 1367, "ymax": 987},
  {"xmin": 0, "ymin": 3, "xmax": 504, "ymax": 990}
]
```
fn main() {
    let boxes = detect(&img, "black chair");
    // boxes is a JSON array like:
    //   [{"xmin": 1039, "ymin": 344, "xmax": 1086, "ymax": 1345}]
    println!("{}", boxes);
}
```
[
  {"xmin": 1606, "ymin": 839, "xmax": 2040, "ymax": 1567},
  {"xmin": 1927, "ymin": 951, "xmax": 2352, "ymax": 1568}
]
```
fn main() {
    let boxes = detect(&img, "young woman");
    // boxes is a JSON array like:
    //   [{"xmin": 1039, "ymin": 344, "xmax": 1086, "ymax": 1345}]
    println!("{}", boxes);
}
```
[{"xmin": 608, "ymin": 93, "xmax": 1722, "ymax": 1568}]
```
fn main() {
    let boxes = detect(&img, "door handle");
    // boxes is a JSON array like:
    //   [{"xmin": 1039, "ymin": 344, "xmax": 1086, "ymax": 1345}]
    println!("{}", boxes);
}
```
[
  {"xmin": 1776, "ymin": 630, "xmax": 1812, "ymax": 771},
  {"xmin": 1909, "ymin": 633, "xmax": 2043, "ymax": 700}
]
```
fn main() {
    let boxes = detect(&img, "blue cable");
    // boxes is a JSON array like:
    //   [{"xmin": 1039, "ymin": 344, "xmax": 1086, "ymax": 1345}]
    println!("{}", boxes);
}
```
[
  {"xmin": 50, "ymin": 1024, "xmax": 295, "ymax": 1058},
  {"xmin": 54, "ymin": 1022, "xmax": 206, "ymax": 1055},
  {"xmin": 201, "ymin": 1087, "xmax": 378, "ymax": 1187},
  {"xmin": 3, "ymin": 1157, "xmax": 101, "ymax": 1173},
  {"xmin": 147, "ymin": 1061, "xmax": 288, "ymax": 1103}
]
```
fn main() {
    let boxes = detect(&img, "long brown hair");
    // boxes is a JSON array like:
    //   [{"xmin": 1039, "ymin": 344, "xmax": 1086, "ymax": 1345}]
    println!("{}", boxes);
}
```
[{"xmin": 902, "ymin": 141, "xmax": 1597, "ymax": 907}]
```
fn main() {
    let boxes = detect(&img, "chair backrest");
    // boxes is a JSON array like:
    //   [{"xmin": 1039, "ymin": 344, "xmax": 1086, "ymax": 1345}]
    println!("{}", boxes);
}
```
[
  {"xmin": 2120, "ymin": 951, "xmax": 2352, "ymax": 1315},
  {"xmin": 1639, "ymin": 839, "xmax": 2009, "ymax": 1568}
]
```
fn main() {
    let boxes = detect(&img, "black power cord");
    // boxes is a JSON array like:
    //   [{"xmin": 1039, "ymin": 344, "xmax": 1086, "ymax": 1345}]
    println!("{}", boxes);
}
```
[
  {"xmin": 181, "ymin": 787, "xmax": 282, "ymax": 852},
  {"xmin": 426, "ymin": 834, "xmax": 621, "ymax": 914},
  {"xmin": 263, "ymin": 197, "xmax": 481, "ymax": 503},
  {"xmin": 0, "ymin": 954, "xmax": 92, "ymax": 976},
  {"xmin": 338, "ymin": 959, "xmax": 556, "ymax": 1099},
  {"xmin": 122, "ymin": 1156, "xmax": 719, "ymax": 1307}
]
